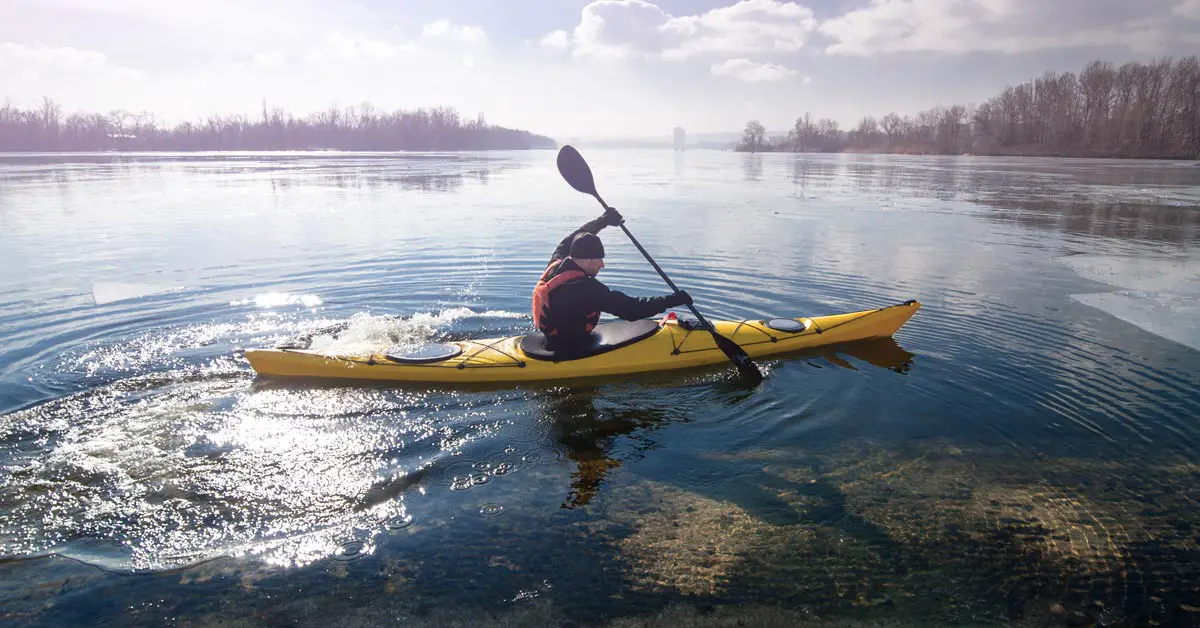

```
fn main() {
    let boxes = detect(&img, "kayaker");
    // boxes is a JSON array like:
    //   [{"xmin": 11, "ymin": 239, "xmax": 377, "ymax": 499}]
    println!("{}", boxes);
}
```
[{"xmin": 532, "ymin": 207, "xmax": 692, "ymax": 354}]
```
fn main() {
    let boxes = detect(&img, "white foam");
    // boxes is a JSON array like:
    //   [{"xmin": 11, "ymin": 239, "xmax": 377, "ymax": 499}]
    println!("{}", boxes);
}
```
[
  {"xmin": 1062, "ymin": 253, "xmax": 1200, "ymax": 351},
  {"xmin": 230, "ymin": 292, "xmax": 323, "ymax": 308},
  {"xmin": 307, "ymin": 307, "xmax": 526, "ymax": 356}
]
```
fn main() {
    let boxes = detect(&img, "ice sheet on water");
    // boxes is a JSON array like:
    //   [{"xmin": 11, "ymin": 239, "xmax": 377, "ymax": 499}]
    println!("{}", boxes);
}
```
[
  {"xmin": 1080, "ymin": 184, "xmax": 1200, "ymax": 208},
  {"xmin": 1062, "ymin": 253, "xmax": 1200, "ymax": 351},
  {"xmin": 1071, "ymin": 291, "xmax": 1199, "ymax": 351},
  {"xmin": 1062, "ymin": 254, "xmax": 1199, "ymax": 294},
  {"xmin": 91, "ymin": 282, "xmax": 183, "ymax": 305}
]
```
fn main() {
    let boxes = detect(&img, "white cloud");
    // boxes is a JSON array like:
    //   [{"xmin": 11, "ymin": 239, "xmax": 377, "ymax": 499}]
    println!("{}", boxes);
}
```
[
  {"xmin": 558, "ymin": 0, "xmax": 817, "ymax": 60},
  {"xmin": 306, "ymin": 32, "xmax": 416, "ymax": 66},
  {"xmin": 251, "ymin": 52, "xmax": 286, "ymax": 69},
  {"xmin": 540, "ymin": 30, "xmax": 570, "ymax": 48},
  {"xmin": 27, "ymin": 0, "xmax": 247, "ymax": 28},
  {"xmin": 817, "ymin": 0, "xmax": 1197, "ymax": 56},
  {"xmin": 0, "ymin": 41, "xmax": 146, "ymax": 116},
  {"xmin": 231, "ymin": 51, "xmax": 287, "ymax": 73},
  {"xmin": 296, "ymin": 22, "xmax": 484, "ymax": 71},
  {"xmin": 421, "ymin": 20, "xmax": 488, "ymax": 45},
  {"xmin": 711, "ymin": 58, "xmax": 796, "ymax": 82},
  {"xmin": 571, "ymin": 0, "xmax": 672, "ymax": 59},
  {"xmin": 1175, "ymin": 0, "xmax": 1200, "ymax": 18},
  {"xmin": 0, "ymin": 41, "xmax": 143, "ymax": 81},
  {"xmin": 659, "ymin": 0, "xmax": 817, "ymax": 60},
  {"xmin": 13, "ymin": 0, "xmax": 344, "ymax": 57}
]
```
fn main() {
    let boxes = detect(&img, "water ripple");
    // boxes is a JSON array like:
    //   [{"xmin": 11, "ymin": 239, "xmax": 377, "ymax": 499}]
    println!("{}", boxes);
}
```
[{"xmin": 1, "ymin": 151, "xmax": 1198, "ymax": 626}]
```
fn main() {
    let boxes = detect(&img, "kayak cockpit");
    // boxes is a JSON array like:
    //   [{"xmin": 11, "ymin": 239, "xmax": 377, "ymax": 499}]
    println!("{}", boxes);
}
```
[{"xmin": 520, "ymin": 319, "xmax": 661, "ymax": 362}]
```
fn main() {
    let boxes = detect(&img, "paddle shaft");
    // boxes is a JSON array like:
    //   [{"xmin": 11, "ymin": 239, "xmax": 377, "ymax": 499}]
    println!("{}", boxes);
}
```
[
  {"xmin": 610, "ymin": 206, "xmax": 761, "ymax": 381},
  {"xmin": 594, "ymin": 193, "xmax": 716, "ymax": 331},
  {"xmin": 557, "ymin": 143, "xmax": 761, "ymax": 383}
]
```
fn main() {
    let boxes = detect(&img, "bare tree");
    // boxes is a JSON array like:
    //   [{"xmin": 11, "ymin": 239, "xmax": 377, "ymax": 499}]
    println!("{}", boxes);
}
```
[
  {"xmin": 739, "ymin": 120, "xmax": 767, "ymax": 152},
  {"xmin": 939, "ymin": 105, "xmax": 967, "ymax": 153},
  {"xmin": 815, "ymin": 118, "xmax": 840, "ymax": 151},
  {"xmin": 788, "ymin": 113, "xmax": 813, "ymax": 152},
  {"xmin": 1079, "ymin": 61, "xmax": 1115, "ymax": 149},
  {"xmin": 852, "ymin": 115, "xmax": 880, "ymax": 148},
  {"xmin": 880, "ymin": 113, "xmax": 902, "ymax": 148}
]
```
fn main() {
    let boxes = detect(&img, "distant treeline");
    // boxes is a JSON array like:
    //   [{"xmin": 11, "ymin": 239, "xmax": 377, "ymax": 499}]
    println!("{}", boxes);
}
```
[
  {"xmin": 0, "ymin": 99, "xmax": 557, "ymax": 151},
  {"xmin": 738, "ymin": 56, "xmax": 1200, "ymax": 159}
]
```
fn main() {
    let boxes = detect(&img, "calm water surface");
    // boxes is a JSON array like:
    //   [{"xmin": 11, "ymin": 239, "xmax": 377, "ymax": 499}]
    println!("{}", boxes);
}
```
[{"xmin": 1, "ymin": 150, "xmax": 1199, "ymax": 627}]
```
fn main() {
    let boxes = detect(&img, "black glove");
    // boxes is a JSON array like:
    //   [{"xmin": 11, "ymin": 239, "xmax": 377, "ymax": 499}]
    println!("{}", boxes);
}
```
[
  {"xmin": 666, "ymin": 290, "xmax": 692, "ymax": 307},
  {"xmin": 602, "ymin": 207, "xmax": 624, "ymax": 227}
]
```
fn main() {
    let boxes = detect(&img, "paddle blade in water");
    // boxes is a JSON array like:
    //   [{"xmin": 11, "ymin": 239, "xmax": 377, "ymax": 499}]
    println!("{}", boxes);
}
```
[
  {"xmin": 711, "ymin": 330, "xmax": 764, "ymax": 384},
  {"xmin": 556, "ymin": 145, "xmax": 597, "ymax": 196}
]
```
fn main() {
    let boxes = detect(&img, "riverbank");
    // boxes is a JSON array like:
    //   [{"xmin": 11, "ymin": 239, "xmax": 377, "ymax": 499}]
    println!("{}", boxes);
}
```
[{"xmin": 0, "ymin": 100, "xmax": 556, "ymax": 152}]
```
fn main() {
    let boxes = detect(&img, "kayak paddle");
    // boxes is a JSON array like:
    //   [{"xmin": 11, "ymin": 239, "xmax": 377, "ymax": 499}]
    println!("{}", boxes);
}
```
[{"xmin": 555, "ymin": 144, "xmax": 764, "ymax": 385}]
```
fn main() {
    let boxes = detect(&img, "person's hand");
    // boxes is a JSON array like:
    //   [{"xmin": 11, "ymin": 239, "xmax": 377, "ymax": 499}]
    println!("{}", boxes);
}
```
[
  {"xmin": 603, "ymin": 207, "xmax": 624, "ymax": 227},
  {"xmin": 667, "ymin": 290, "xmax": 692, "ymax": 307}
]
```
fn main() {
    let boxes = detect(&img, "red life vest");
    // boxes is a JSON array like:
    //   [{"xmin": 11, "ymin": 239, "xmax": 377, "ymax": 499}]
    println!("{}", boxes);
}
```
[{"xmin": 531, "ymin": 259, "xmax": 599, "ymax": 337}]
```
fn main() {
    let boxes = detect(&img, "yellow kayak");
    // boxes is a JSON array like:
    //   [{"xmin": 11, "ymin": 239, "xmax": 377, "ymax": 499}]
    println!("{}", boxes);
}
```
[{"xmin": 243, "ymin": 300, "xmax": 921, "ymax": 384}]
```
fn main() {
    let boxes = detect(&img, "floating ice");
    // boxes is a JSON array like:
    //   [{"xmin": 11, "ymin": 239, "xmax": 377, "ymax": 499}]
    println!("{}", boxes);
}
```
[
  {"xmin": 1062, "ymin": 253, "xmax": 1200, "ymax": 351},
  {"xmin": 91, "ymin": 282, "xmax": 182, "ymax": 305},
  {"xmin": 1071, "ymin": 291, "xmax": 1199, "ymax": 352}
]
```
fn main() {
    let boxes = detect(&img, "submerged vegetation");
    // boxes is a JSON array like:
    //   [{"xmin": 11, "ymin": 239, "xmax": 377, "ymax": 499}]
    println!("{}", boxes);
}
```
[
  {"xmin": 0, "ymin": 99, "xmax": 556, "ymax": 152},
  {"xmin": 738, "ymin": 56, "xmax": 1200, "ymax": 160}
]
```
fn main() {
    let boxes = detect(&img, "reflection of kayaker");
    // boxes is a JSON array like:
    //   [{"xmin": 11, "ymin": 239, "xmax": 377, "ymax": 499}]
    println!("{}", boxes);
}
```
[
  {"xmin": 531, "ymin": 206, "xmax": 691, "ymax": 359},
  {"xmin": 545, "ymin": 335, "xmax": 919, "ymax": 510}
]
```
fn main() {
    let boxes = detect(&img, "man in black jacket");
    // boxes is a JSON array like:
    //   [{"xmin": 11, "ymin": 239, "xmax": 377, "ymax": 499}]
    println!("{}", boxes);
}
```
[{"xmin": 531, "ymin": 206, "xmax": 692, "ymax": 354}]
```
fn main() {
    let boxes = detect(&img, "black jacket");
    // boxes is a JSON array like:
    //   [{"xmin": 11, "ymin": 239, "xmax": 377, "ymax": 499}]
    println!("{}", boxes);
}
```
[{"xmin": 540, "ymin": 214, "xmax": 683, "ymax": 352}]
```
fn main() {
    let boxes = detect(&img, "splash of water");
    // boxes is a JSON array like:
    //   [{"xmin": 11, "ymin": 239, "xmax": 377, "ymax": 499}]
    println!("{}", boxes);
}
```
[
  {"xmin": 229, "ymin": 292, "xmax": 323, "ymax": 308},
  {"xmin": 306, "ymin": 307, "xmax": 526, "ymax": 356}
]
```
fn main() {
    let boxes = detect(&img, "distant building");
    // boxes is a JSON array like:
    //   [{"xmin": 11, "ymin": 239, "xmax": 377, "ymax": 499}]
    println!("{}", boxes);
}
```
[{"xmin": 673, "ymin": 127, "xmax": 685, "ymax": 151}]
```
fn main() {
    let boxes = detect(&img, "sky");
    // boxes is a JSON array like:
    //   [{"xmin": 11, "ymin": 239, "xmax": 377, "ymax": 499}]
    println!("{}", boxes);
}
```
[{"xmin": 3, "ymin": 0, "xmax": 1199, "ymax": 140}]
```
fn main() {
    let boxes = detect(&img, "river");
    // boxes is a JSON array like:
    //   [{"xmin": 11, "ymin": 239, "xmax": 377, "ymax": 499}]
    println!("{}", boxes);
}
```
[{"xmin": 1, "ymin": 150, "xmax": 1198, "ymax": 626}]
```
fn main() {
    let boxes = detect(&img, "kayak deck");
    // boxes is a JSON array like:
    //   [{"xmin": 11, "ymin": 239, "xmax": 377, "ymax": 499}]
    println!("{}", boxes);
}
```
[{"xmin": 244, "ymin": 300, "xmax": 921, "ymax": 384}]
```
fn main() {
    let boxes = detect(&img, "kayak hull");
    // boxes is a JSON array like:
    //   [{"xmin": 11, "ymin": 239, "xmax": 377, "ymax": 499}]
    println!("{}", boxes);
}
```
[{"xmin": 244, "ymin": 300, "xmax": 921, "ymax": 384}]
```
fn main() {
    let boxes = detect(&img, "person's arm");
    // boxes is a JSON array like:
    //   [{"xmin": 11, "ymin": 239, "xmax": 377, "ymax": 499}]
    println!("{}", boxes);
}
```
[
  {"xmin": 547, "ymin": 209, "xmax": 624, "ymax": 264},
  {"xmin": 589, "ymin": 282, "xmax": 692, "ymax": 321}
]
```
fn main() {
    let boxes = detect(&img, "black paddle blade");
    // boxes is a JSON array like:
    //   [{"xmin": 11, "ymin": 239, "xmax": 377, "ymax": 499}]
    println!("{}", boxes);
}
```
[
  {"xmin": 710, "ymin": 331, "xmax": 764, "ymax": 384},
  {"xmin": 556, "ymin": 145, "xmax": 598, "ymax": 196}
]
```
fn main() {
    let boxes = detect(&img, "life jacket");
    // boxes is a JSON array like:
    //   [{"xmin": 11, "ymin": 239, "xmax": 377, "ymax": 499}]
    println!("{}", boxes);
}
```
[{"xmin": 531, "ymin": 259, "xmax": 600, "ymax": 339}]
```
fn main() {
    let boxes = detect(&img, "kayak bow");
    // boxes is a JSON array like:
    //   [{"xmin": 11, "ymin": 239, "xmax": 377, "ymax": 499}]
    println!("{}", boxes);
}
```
[{"xmin": 243, "ymin": 300, "xmax": 921, "ymax": 385}]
